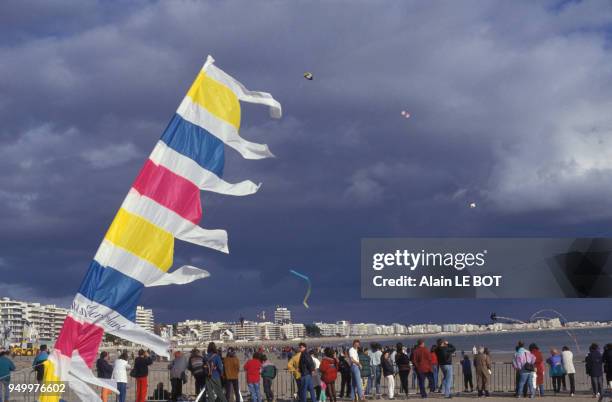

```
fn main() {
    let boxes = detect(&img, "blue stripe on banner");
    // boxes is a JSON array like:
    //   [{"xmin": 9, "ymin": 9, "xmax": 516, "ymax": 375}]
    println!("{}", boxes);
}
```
[
  {"xmin": 77, "ymin": 260, "xmax": 144, "ymax": 322},
  {"xmin": 160, "ymin": 114, "xmax": 225, "ymax": 177}
]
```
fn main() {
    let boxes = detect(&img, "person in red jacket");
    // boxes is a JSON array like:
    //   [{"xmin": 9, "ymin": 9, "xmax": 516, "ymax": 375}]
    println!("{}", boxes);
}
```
[
  {"xmin": 411, "ymin": 339, "xmax": 433, "ymax": 398},
  {"xmin": 430, "ymin": 345, "xmax": 439, "ymax": 393},
  {"xmin": 244, "ymin": 352, "xmax": 263, "ymax": 402},
  {"xmin": 319, "ymin": 348, "xmax": 339, "ymax": 402},
  {"xmin": 529, "ymin": 344, "xmax": 545, "ymax": 397}
]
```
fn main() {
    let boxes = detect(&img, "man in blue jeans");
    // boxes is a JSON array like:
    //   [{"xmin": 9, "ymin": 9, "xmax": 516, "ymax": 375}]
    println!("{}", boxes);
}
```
[
  {"xmin": 436, "ymin": 339, "xmax": 456, "ymax": 399},
  {"xmin": 348, "ymin": 340, "xmax": 364, "ymax": 400},
  {"xmin": 298, "ymin": 343, "xmax": 317, "ymax": 402},
  {"xmin": 368, "ymin": 344, "xmax": 382, "ymax": 398},
  {"xmin": 512, "ymin": 343, "xmax": 536, "ymax": 398}
]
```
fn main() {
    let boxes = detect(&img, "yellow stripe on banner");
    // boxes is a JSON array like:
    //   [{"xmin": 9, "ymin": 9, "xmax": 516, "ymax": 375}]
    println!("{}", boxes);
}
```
[
  {"xmin": 104, "ymin": 208, "xmax": 174, "ymax": 272},
  {"xmin": 39, "ymin": 360, "xmax": 61, "ymax": 402},
  {"xmin": 187, "ymin": 71, "xmax": 241, "ymax": 130}
]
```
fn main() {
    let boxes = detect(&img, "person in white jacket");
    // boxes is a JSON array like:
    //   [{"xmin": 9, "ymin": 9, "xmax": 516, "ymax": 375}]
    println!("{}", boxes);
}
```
[
  {"xmin": 561, "ymin": 346, "xmax": 576, "ymax": 396},
  {"xmin": 112, "ymin": 351, "xmax": 131, "ymax": 402}
]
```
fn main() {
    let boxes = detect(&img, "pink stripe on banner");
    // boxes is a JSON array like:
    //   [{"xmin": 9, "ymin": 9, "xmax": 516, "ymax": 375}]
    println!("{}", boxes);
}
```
[
  {"xmin": 132, "ymin": 159, "xmax": 202, "ymax": 224},
  {"xmin": 54, "ymin": 316, "xmax": 104, "ymax": 367}
]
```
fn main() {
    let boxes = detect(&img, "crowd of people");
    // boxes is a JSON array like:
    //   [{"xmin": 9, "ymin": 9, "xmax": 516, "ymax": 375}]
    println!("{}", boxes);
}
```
[
  {"xmin": 0, "ymin": 339, "xmax": 611, "ymax": 401},
  {"xmin": 160, "ymin": 342, "xmax": 279, "ymax": 402},
  {"xmin": 284, "ymin": 339, "xmax": 612, "ymax": 401}
]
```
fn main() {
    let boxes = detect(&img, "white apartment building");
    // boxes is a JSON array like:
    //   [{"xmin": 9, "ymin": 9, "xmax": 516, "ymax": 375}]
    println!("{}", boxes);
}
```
[
  {"xmin": 176, "ymin": 320, "xmax": 212, "ymax": 341},
  {"xmin": 232, "ymin": 321, "xmax": 258, "ymax": 340},
  {"xmin": 0, "ymin": 297, "xmax": 68, "ymax": 343},
  {"xmin": 135, "ymin": 306, "xmax": 155, "ymax": 332},
  {"xmin": 336, "ymin": 321, "xmax": 350, "ymax": 337},
  {"xmin": 408, "ymin": 324, "xmax": 442, "ymax": 334},
  {"xmin": 274, "ymin": 307, "xmax": 292, "ymax": 324},
  {"xmin": 392, "ymin": 323, "xmax": 408, "ymax": 335},
  {"xmin": 281, "ymin": 323, "xmax": 305, "ymax": 339},
  {"xmin": 258, "ymin": 322, "xmax": 281, "ymax": 340},
  {"xmin": 314, "ymin": 322, "xmax": 338, "ymax": 337}
]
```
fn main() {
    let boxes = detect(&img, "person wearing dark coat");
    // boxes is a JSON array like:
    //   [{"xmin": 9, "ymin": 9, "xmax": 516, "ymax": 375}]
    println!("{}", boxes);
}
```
[
  {"xmin": 96, "ymin": 351, "xmax": 114, "ymax": 402},
  {"xmin": 585, "ymin": 343, "xmax": 604, "ymax": 397},
  {"xmin": 436, "ymin": 339, "xmax": 457, "ymax": 398},
  {"xmin": 338, "ymin": 353, "xmax": 352, "ymax": 398},
  {"xmin": 298, "ymin": 343, "xmax": 316, "ymax": 402},
  {"xmin": 395, "ymin": 343, "xmax": 411, "ymax": 397},
  {"xmin": 461, "ymin": 355, "xmax": 474, "ymax": 393},
  {"xmin": 604, "ymin": 343, "xmax": 612, "ymax": 389},
  {"xmin": 381, "ymin": 350, "xmax": 395, "ymax": 399},
  {"xmin": 133, "ymin": 349, "xmax": 154, "ymax": 402}
]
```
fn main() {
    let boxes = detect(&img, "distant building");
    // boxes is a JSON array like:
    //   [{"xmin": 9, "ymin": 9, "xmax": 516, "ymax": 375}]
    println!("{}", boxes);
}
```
[
  {"xmin": 274, "ymin": 307, "xmax": 292, "ymax": 324},
  {"xmin": 314, "ymin": 322, "xmax": 337, "ymax": 337},
  {"xmin": 135, "ymin": 306, "xmax": 154, "ymax": 332},
  {"xmin": 232, "ymin": 321, "xmax": 258, "ymax": 340},
  {"xmin": 336, "ymin": 321, "xmax": 350, "ymax": 337},
  {"xmin": 281, "ymin": 323, "xmax": 305, "ymax": 339},
  {"xmin": 176, "ymin": 320, "xmax": 212, "ymax": 341},
  {"xmin": 0, "ymin": 297, "xmax": 68, "ymax": 344},
  {"xmin": 258, "ymin": 322, "xmax": 281, "ymax": 340}
]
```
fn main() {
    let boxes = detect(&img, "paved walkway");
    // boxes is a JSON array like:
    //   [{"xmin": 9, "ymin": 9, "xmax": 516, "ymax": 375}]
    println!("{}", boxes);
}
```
[{"xmin": 298, "ymin": 392, "xmax": 610, "ymax": 401}]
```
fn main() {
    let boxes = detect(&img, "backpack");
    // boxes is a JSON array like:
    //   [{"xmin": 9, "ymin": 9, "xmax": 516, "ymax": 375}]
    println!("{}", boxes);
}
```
[
  {"xmin": 205, "ymin": 354, "xmax": 219, "ymax": 378},
  {"xmin": 189, "ymin": 355, "xmax": 207, "ymax": 377},
  {"xmin": 262, "ymin": 364, "xmax": 277, "ymax": 379},
  {"xmin": 523, "ymin": 353, "xmax": 535, "ymax": 372}
]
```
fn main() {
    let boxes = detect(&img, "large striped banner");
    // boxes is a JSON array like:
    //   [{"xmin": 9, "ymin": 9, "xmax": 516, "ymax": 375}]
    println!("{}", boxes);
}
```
[{"xmin": 40, "ymin": 56, "xmax": 281, "ymax": 401}]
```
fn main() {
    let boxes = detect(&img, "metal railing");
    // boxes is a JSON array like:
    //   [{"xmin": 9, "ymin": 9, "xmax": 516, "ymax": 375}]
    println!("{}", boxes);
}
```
[{"xmin": 1, "ymin": 361, "xmax": 607, "ymax": 401}]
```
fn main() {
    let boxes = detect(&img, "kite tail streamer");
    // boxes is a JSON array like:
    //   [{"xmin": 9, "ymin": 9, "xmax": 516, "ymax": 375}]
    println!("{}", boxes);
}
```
[
  {"xmin": 290, "ymin": 269, "xmax": 312, "ymax": 308},
  {"xmin": 41, "ymin": 55, "xmax": 282, "ymax": 401}
]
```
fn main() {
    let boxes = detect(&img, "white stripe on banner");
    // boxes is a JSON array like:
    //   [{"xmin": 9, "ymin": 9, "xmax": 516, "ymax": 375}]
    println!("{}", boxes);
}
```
[
  {"xmin": 147, "ymin": 265, "xmax": 210, "ymax": 287},
  {"xmin": 71, "ymin": 353, "xmax": 118, "ymax": 393},
  {"xmin": 94, "ymin": 240, "xmax": 164, "ymax": 285},
  {"xmin": 149, "ymin": 141, "xmax": 261, "ymax": 196},
  {"xmin": 121, "ymin": 189, "xmax": 229, "ymax": 253},
  {"xmin": 203, "ymin": 55, "xmax": 282, "ymax": 119},
  {"xmin": 177, "ymin": 96, "xmax": 274, "ymax": 160},
  {"xmin": 48, "ymin": 351, "xmax": 71, "ymax": 384},
  {"xmin": 67, "ymin": 373, "xmax": 102, "ymax": 402},
  {"xmin": 94, "ymin": 240, "xmax": 210, "ymax": 288},
  {"xmin": 71, "ymin": 294, "xmax": 169, "ymax": 357}
]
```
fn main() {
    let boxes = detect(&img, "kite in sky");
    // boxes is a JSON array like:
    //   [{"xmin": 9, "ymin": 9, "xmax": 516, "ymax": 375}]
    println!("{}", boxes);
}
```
[
  {"xmin": 40, "ymin": 55, "xmax": 282, "ymax": 402},
  {"xmin": 290, "ymin": 269, "xmax": 312, "ymax": 308},
  {"xmin": 303, "ymin": 72, "xmax": 314, "ymax": 80}
]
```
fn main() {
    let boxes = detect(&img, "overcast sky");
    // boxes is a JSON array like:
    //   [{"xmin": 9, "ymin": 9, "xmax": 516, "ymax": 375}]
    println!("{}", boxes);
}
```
[{"xmin": 1, "ymin": 0, "xmax": 611, "ymax": 325}]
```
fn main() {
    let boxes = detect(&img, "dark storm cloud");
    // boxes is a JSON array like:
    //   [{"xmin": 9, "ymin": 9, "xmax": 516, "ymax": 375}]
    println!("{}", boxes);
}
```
[{"xmin": 1, "ymin": 0, "xmax": 612, "ymax": 323}]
